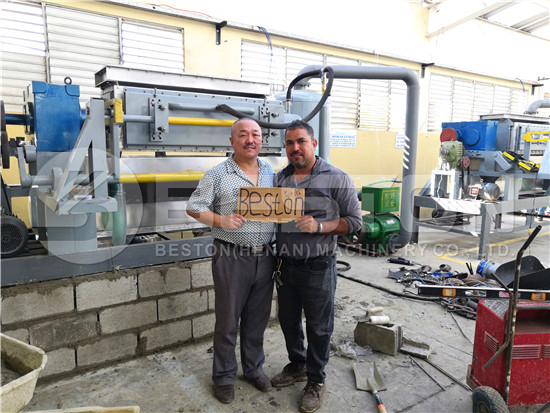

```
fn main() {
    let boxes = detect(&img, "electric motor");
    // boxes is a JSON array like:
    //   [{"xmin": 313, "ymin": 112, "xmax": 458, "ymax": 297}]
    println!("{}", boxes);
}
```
[{"xmin": 1, "ymin": 214, "xmax": 29, "ymax": 258}]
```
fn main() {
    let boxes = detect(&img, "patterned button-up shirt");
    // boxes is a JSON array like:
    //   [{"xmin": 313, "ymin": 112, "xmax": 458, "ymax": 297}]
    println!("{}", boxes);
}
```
[{"xmin": 187, "ymin": 154, "xmax": 275, "ymax": 246}]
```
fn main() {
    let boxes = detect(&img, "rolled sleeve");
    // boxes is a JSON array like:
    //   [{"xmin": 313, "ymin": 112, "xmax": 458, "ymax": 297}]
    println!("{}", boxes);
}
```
[
  {"xmin": 187, "ymin": 172, "xmax": 216, "ymax": 213},
  {"xmin": 335, "ymin": 175, "xmax": 362, "ymax": 233}
]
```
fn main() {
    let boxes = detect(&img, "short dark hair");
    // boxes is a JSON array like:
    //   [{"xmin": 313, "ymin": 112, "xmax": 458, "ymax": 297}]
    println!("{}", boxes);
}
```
[
  {"xmin": 231, "ymin": 117, "xmax": 260, "ymax": 135},
  {"xmin": 285, "ymin": 119, "xmax": 314, "ymax": 140}
]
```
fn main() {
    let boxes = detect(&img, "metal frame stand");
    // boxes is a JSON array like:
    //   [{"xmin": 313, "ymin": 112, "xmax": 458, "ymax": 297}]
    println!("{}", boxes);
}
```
[{"xmin": 412, "ymin": 194, "xmax": 550, "ymax": 259}]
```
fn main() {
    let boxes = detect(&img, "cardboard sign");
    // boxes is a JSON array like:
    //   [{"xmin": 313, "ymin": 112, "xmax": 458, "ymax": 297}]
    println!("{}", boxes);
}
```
[{"xmin": 238, "ymin": 187, "xmax": 305, "ymax": 223}]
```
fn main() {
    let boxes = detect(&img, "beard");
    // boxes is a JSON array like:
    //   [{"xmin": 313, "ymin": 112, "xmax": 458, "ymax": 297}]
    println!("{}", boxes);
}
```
[{"xmin": 289, "ymin": 151, "xmax": 310, "ymax": 169}]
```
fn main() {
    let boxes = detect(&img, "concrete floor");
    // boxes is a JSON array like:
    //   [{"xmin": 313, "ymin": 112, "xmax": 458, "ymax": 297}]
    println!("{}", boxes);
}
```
[{"xmin": 26, "ymin": 216, "xmax": 550, "ymax": 413}]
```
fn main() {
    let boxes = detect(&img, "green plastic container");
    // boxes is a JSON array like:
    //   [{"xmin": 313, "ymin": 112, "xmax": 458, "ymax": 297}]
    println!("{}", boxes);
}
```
[{"xmin": 362, "ymin": 186, "xmax": 400, "ymax": 214}]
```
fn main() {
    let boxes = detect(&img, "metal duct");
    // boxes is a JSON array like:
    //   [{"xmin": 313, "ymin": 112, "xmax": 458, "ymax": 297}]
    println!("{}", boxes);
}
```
[
  {"xmin": 295, "ymin": 65, "xmax": 420, "ymax": 251},
  {"xmin": 525, "ymin": 99, "xmax": 550, "ymax": 114}
]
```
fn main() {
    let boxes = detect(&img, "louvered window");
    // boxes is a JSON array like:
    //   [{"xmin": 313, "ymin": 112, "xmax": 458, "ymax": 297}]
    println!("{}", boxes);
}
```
[
  {"xmin": 45, "ymin": 5, "xmax": 120, "ymax": 101},
  {"xmin": 511, "ymin": 88, "xmax": 529, "ymax": 114},
  {"xmin": 242, "ymin": 41, "xmax": 361, "ymax": 131},
  {"xmin": 240, "ymin": 41, "xmax": 286, "ymax": 94},
  {"xmin": 427, "ymin": 75, "xmax": 452, "ymax": 132},
  {"xmin": 0, "ymin": 1, "xmax": 46, "ymax": 112},
  {"xmin": 428, "ymin": 74, "xmax": 529, "ymax": 132},
  {"xmin": 121, "ymin": 21, "xmax": 184, "ymax": 74},
  {"xmin": 473, "ymin": 82, "xmax": 494, "ymax": 118},
  {"xmin": 285, "ymin": 48, "xmax": 324, "ymax": 88},
  {"xmin": 389, "ymin": 80, "xmax": 408, "ymax": 132},
  {"xmin": 359, "ymin": 78, "xmax": 390, "ymax": 131},
  {"xmin": 452, "ymin": 79, "xmax": 475, "ymax": 121},
  {"xmin": 326, "ymin": 56, "xmax": 359, "ymax": 131},
  {"xmin": 493, "ymin": 86, "xmax": 512, "ymax": 113}
]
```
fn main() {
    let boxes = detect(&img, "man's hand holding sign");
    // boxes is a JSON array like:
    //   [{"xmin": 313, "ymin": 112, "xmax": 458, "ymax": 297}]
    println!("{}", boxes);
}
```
[{"xmin": 238, "ymin": 187, "xmax": 305, "ymax": 223}]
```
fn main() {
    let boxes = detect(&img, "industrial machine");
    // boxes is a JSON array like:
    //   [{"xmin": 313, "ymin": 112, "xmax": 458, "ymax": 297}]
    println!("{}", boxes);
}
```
[
  {"xmin": 413, "ymin": 103, "xmax": 550, "ymax": 258},
  {"xmin": 1, "ymin": 64, "xmax": 421, "ymax": 286},
  {"xmin": 342, "ymin": 183, "xmax": 401, "ymax": 253},
  {"xmin": 0, "ymin": 66, "xmax": 330, "ymax": 285}
]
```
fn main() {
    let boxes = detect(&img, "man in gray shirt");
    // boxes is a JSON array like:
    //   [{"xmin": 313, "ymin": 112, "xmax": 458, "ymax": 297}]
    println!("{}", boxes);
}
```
[{"xmin": 272, "ymin": 120, "xmax": 362, "ymax": 413}]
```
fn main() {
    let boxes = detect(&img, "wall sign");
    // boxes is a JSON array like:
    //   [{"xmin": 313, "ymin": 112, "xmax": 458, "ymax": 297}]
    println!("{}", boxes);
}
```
[{"xmin": 330, "ymin": 131, "xmax": 357, "ymax": 148}]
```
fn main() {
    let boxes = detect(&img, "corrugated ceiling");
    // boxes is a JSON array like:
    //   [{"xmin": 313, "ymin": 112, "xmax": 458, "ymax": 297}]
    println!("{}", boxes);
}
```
[
  {"xmin": 425, "ymin": 0, "xmax": 549, "ymax": 40},
  {"xmin": 481, "ymin": 1, "xmax": 549, "ymax": 38}
]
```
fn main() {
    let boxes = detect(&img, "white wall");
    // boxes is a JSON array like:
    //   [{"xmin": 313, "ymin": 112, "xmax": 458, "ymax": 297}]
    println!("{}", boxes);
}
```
[
  {"xmin": 160, "ymin": 0, "xmax": 549, "ymax": 92},
  {"xmin": 428, "ymin": 18, "xmax": 550, "ymax": 82}
]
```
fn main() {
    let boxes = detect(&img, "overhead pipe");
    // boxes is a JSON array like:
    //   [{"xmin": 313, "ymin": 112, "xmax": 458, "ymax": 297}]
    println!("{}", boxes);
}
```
[
  {"xmin": 216, "ymin": 67, "xmax": 335, "ymax": 129},
  {"xmin": 295, "ymin": 65, "xmax": 420, "ymax": 251},
  {"xmin": 525, "ymin": 99, "xmax": 550, "ymax": 114}
]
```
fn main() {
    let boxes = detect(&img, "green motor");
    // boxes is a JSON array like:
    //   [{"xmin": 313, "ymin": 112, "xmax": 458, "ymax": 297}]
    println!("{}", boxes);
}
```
[
  {"xmin": 361, "ymin": 214, "xmax": 401, "ymax": 253},
  {"xmin": 342, "ymin": 185, "xmax": 401, "ymax": 253}
]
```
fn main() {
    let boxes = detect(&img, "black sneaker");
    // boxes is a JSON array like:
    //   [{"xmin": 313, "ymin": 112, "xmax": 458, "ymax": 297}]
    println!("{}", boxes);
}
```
[
  {"xmin": 299, "ymin": 381, "xmax": 326, "ymax": 413},
  {"xmin": 271, "ymin": 362, "xmax": 307, "ymax": 387}
]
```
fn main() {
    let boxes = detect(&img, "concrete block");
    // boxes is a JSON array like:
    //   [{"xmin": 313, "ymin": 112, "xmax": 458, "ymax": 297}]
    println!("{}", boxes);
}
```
[
  {"xmin": 158, "ymin": 291, "xmax": 208, "ymax": 321},
  {"xmin": 138, "ymin": 269, "xmax": 164, "ymax": 297},
  {"xmin": 165, "ymin": 266, "xmax": 191, "ymax": 293},
  {"xmin": 354, "ymin": 321, "xmax": 403, "ymax": 356},
  {"xmin": 100, "ymin": 301, "xmax": 157, "ymax": 334},
  {"xmin": 190, "ymin": 260, "xmax": 213, "ymax": 288},
  {"xmin": 2, "ymin": 328, "xmax": 29, "ymax": 343},
  {"xmin": 208, "ymin": 289, "xmax": 215, "ymax": 310},
  {"xmin": 30, "ymin": 313, "xmax": 98, "ymax": 350},
  {"xmin": 77, "ymin": 334, "xmax": 137, "ymax": 367},
  {"xmin": 41, "ymin": 347, "xmax": 76, "ymax": 378},
  {"xmin": 1, "ymin": 284, "xmax": 74, "ymax": 324},
  {"xmin": 141, "ymin": 320, "xmax": 192, "ymax": 351},
  {"xmin": 76, "ymin": 275, "xmax": 137, "ymax": 311},
  {"xmin": 192, "ymin": 312, "xmax": 216, "ymax": 339}
]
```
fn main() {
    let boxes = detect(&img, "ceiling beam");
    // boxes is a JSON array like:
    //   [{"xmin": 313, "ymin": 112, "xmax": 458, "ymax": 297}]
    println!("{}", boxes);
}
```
[
  {"xmin": 522, "ymin": 16, "xmax": 550, "ymax": 33},
  {"xmin": 512, "ymin": 12, "xmax": 549, "ymax": 30},
  {"xmin": 427, "ymin": 0, "xmax": 518, "ymax": 38}
]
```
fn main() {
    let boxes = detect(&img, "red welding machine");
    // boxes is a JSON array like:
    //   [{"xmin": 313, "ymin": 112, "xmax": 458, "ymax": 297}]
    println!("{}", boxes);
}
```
[{"xmin": 468, "ymin": 299, "xmax": 550, "ymax": 406}]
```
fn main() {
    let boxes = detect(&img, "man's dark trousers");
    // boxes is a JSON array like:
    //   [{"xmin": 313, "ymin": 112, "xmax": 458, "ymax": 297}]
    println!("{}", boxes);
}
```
[
  {"xmin": 211, "ymin": 240, "xmax": 275, "ymax": 386},
  {"xmin": 276, "ymin": 254, "xmax": 337, "ymax": 384}
]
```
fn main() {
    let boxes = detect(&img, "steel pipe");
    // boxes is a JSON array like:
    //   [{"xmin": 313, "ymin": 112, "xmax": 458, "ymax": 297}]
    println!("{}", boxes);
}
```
[
  {"xmin": 168, "ymin": 103, "xmax": 255, "ymax": 115},
  {"xmin": 295, "ymin": 65, "xmax": 420, "ymax": 250},
  {"xmin": 120, "ymin": 172, "xmax": 204, "ymax": 183},
  {"xmin": 525, "ymin": 99, "xmax": 550, "ymax": 114},
  {"xmin": 168, "ymin": 117, "xmax": 235, "ymax": 127}
]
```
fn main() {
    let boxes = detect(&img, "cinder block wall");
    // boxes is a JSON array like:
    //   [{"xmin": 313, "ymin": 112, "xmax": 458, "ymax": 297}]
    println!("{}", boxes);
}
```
[{"xmin": 1, "ymin": 258, "xmax": 277, "ymax": 381}]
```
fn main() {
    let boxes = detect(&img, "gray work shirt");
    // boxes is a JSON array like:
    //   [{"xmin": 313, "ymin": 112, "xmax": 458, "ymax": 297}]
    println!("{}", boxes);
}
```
[
  {"xmin": 275, "ymin": 156, "xmax": 362, "ymax": 259},
  {"xmin": 187, "ymin": 154, "xmax": 275, "ymax": 247}
]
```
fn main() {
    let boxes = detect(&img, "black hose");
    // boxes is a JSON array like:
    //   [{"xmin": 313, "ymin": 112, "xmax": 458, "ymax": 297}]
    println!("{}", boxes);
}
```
[
  {"xmin": 285, "ymin": 68, "xmax": 324, "ymax": 100},
  {"xmin": 216, "ymin": 66, "xmax": 335, "ymax": 129},
  {"xmin": 536, "ymin": 400, "xmax": 550, "ymax": 413},
  {"xmin": 336, "ymin": 260, "xmax": 351, "ymax": 272},
  {"xmin": 337, "ymin": 272, "xmax": 441, "ymax": 302}
]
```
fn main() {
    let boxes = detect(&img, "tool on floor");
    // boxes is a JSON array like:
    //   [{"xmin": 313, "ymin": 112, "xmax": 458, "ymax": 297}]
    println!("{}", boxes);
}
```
[
  {"xmin": 352, "ymin": 362, "xmax": 388, "ymax": 413},
  {"xmin": 408, "ymin": 355, "xmax": 445, "ymax": 391},
  {"xmin": 387, "ymin": 257, "xmax": 417, "ymax": 266},
  {"xmin": 401, "ymin": 341, "xmax": 471, "ymax": 391}
]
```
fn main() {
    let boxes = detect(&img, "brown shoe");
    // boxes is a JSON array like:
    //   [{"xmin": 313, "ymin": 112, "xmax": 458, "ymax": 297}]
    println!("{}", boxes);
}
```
[
  {"xmin": 249, "ymin": 374, "xmax": 272, "ymax": 392},
  {"xmin": 299, "ymin": 381, "xmax": 326, "ymax": 413},
  {"xmin": 214, "ymin": 384, "xmax": 234, "ymax": 404},
  {"xmin": 271, "ymin": 363, "xmax": 307, "ymax": 387}
]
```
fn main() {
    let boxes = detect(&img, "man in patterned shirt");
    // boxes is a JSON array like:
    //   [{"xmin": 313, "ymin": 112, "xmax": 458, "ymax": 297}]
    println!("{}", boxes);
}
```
[{"xmin": 186, "ymin": 117, "xmax": 275, "ymax": 404}]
